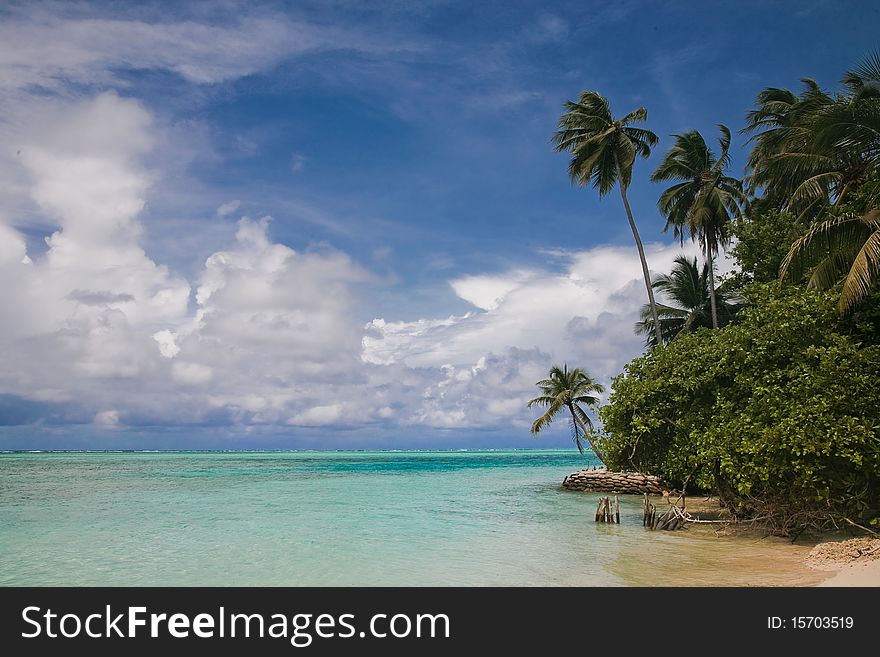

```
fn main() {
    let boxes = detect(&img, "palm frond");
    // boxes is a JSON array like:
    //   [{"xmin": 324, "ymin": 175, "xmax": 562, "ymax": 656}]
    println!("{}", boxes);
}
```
[
  {"xmin": 530, "ymin": 405, "xmax": 559, "ymax": 435},
  {"xmin": 839, "ymin": 228, "xmax": 880, "ymax": 312},
  {"xmin": 619, "ymin": 106, "xmax": 649, "ymax": 126},
  {"xmin": 780, "ymin": 212, "xmax": 876, "ymax": 284},
  {"xmin": 552, "ymin": 91, "xmax": 655, "ymax": 197},
  {"xmin": 843, "ymin": 50, "xmax": 880, "ymax": 100}
]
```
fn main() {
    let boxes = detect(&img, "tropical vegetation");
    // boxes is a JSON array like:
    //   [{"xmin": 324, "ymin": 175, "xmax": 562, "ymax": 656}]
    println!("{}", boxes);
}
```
[
  {"xmin": 543, "ymin": 52, "xmax": 880, "ymax": 535},
  {"xmin": 599, "ymin": 284, "xmax": 880, "ymax": 533}
]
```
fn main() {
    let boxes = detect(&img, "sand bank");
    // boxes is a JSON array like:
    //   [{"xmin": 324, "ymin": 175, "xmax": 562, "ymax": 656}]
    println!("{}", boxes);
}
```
[{"xmin": 806, "ymin": 537, "xmax": 880, "ymax": 587}]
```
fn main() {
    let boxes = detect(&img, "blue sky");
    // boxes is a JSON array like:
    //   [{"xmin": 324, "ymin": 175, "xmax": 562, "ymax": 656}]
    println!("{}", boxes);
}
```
[{"xmin": 0, "ymin": 0, "xmax": 876, "ymax": 449}]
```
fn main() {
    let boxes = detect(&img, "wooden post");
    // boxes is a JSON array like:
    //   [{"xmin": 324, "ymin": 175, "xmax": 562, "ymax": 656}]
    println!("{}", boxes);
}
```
[
  {"xmin": 595, "ymin": 497, "xmax": 603, "ymax": 522},
  {"xmin": 659, "ymin": 507, "xmax": 678, "ymax": 530},
  {"xmin": 614, "ymin": 495, "xmax": 620, "ymax": 524}
]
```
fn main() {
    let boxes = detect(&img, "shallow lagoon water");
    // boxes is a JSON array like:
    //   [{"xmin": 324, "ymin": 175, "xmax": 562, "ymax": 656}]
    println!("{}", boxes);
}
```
[{"xmin": 0, "ymin": 450, "xmax": 823, "ymax": 586}]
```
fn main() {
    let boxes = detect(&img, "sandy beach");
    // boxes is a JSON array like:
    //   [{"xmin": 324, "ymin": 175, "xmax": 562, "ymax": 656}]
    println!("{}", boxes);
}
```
[
  {"xmin": 817, "ymin": 560, "xmax": 880, "ymax": 586},
  {"xmin": 807, "ymin": 537, "xmax": 880, "ymax": 587}
]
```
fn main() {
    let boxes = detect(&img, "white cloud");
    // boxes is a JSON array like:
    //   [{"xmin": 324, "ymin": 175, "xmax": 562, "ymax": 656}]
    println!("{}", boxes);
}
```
[
  {"xmin": 450, "ymin": 269, "xmax": 536, "ymax": 311},
  {"xmin": 0, "ymin": 92, "xmax": 371, "ymax": 428},
  {"xmin": 93, "ymin": 410, "xmax": 121, "ymax": 428},
  {"xmin": 362, "ymin": 241, "xmax": 717, "ymax": 428},
  {"xmin": 216, "ymin": 200, "xmax": 241, "ymax": 218},
  {"xmin": 288, "ymin": 404, "xmax": 344, "ymax": 426},
  {"xmin": 152, "ymin": 330, "xmax": 181, "ymax": 359}
]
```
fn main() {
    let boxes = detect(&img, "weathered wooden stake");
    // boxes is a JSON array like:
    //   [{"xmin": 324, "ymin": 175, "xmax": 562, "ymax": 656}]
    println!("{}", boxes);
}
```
[{"xmin": 614, "ymin": 495, "xmax": 620, "ymax": 524}]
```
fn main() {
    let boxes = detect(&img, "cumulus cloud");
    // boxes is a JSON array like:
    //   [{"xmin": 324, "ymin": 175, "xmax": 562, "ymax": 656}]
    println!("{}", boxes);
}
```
[
  {"xmin": 0, "ymin": 86, "xmax": 728, "ymax": 439},
  {"xmin": 152, "ymin": 215, "xmax": 371, "ymax": 422},
  {"xmin": 361, "ymin": 241, "xmax": 717, "ymax": 429},
  {"xmin": 0, "ymin": 93, "xmax": 190, "ymax": 404},
  {"xmin": 0, "ymin": 7, "xmax": 738, "ymax": 441},
  {"xmin": 216, "ymin": 200, "xmax": 241, "ymax": 218},
  {"xmin": 365, "ymin": 242, "xmax": 706, "ymax": 372},
  {"xmin": 0, "ymin": 92, "xmax": 371, "ymax": 428},
  {"xmin": 288, "ymin": 404, "xmax": 344, "ymax": 427}
]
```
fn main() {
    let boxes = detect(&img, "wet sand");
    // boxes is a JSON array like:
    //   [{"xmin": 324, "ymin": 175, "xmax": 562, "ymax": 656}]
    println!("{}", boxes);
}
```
[
  {"xmin": 612, "ymin": 496, "xmax": 878, "ymax": 587},
  {"xmin": 612, "ymin": 522, "xmax": 826, "ymax": 586}
]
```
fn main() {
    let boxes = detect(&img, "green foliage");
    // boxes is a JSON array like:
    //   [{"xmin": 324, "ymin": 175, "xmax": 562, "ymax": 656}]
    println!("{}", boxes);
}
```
[
  {"xmin": 598, "ymin": 285, "xmax": 880, "ymax": 530},
  {"xmin": 741, "ymin": 53, "xmax": 880, "ymax": 313},
  {"xmin": 730, "ymin": 209, "xmax": 806, "ymax": 283}
]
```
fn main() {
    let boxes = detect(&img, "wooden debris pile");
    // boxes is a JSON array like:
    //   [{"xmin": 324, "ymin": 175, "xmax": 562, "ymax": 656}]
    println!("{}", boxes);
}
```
[{"xmin": 643, "ymin": 493, "xmax": 686, "ymax": 531}]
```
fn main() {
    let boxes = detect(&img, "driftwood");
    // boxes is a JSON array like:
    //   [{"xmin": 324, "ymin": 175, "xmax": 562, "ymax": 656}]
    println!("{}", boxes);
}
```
[{"xmin": 644, "ymin": 494, "xmax": 686, "ymax": 531}]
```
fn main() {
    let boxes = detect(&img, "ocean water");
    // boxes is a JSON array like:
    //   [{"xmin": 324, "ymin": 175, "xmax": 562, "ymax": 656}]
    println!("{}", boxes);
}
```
[{"xmin": 0, "ymin": 450, "xmax": 823, "ymax": 586}]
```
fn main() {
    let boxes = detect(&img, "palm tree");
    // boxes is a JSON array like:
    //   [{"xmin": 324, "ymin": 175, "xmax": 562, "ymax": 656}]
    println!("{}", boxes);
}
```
[
  {"xmin": 634, "ymin": 255, "xmax": 740, "ymax": 346},
  {"xmin": 741, "ymin": 79, "xmax": 838, "ymax": 215},
  {"xmin": 742, "ymin": 54, "xmax": 880, "ymax": 217},
  {"xmin": 780, "ymin": 208, "xmax": 880, "ymax": 312},
  {"xmin": 650, "ymin": 125, "xmax": 745, "ymax": 328},
  {"xmin": 552, "ymin": 91, "xmax": 663, "ymax": 344},
  {"xmin": 757, "ymin": 53, "xmax": 880, "ymax": 313},
  {"xmin": 527, "ymin": 364, "xmax": 605, "ymax": 462},
  {"xmin": 843, "ymin": 51, "xmax": 880, "ymax": 102}
]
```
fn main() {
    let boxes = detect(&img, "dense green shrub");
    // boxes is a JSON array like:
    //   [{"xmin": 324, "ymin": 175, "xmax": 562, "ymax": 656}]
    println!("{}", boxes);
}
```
[
  {"xmin": 730, "ymin": 209, "xmax": 805, "ymax": 284},
  {"xmin": 598, "ymin": 284, "xmax": 880, "ymax": 531}
]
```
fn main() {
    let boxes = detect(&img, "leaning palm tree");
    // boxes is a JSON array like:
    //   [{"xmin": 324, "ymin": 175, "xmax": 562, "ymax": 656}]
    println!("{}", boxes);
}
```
[
  {"xmin": 552, "ymin": 91, "xmax": 663, "ymax": 344},
  {"xmin": 650, "ymin": 125, "xmax": 745, "ymax": 328},
  {"xmin": 528, "ymin": 364, "xmax": 605, "ymax": 462},
  {"xmin": 780, "ymin": 208, "xmax": 880, "ymax": 312},
  {"xmin": 634, "ymin": 255, "xmax": 740, "ymax": 346}
]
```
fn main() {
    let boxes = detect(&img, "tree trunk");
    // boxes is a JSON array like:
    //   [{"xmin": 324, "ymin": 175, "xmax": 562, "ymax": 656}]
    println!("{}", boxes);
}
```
[
  {"xmin": 706, "ymin": 245, "xmax": 719, "ymax": 329},
  {"xmin": 568, "ymin": 404, "xmax": 606, "ymax": 465},
  {"xmin": 619, "ymin": 185, "xmax": 663, "ymax": 344}
]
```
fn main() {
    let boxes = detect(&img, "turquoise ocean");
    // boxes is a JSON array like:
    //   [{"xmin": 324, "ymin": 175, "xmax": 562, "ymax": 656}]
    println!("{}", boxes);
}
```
[{"xmin": 0, "ymin": 450, "xmax": 823, "ymax": 586}]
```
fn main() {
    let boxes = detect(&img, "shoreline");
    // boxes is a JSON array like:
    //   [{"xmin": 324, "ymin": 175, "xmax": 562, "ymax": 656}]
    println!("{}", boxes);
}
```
[
  {"xmin": 816, "ymin": 560, "xmax": 880, "ymax": 586},
  {"xmin": 628, "ymin": 494, "xmax": 880, "ymax": 587},
  {"xmin": 807, "ymin": 537, "xmax": 880, "ymax": 587}
]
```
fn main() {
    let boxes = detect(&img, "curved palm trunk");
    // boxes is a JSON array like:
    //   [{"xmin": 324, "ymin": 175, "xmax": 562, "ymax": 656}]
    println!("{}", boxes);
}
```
[
  {"xmin": 619, "ymin": 185, "xmax": 663, "ymax": 344},
  {"xmin": 706, "ymin": 245, "xmax": 719, "ymax": 329},
  {"xmin": 568, "ymin": 403, "xmax": 606, "ymax": 465}
]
